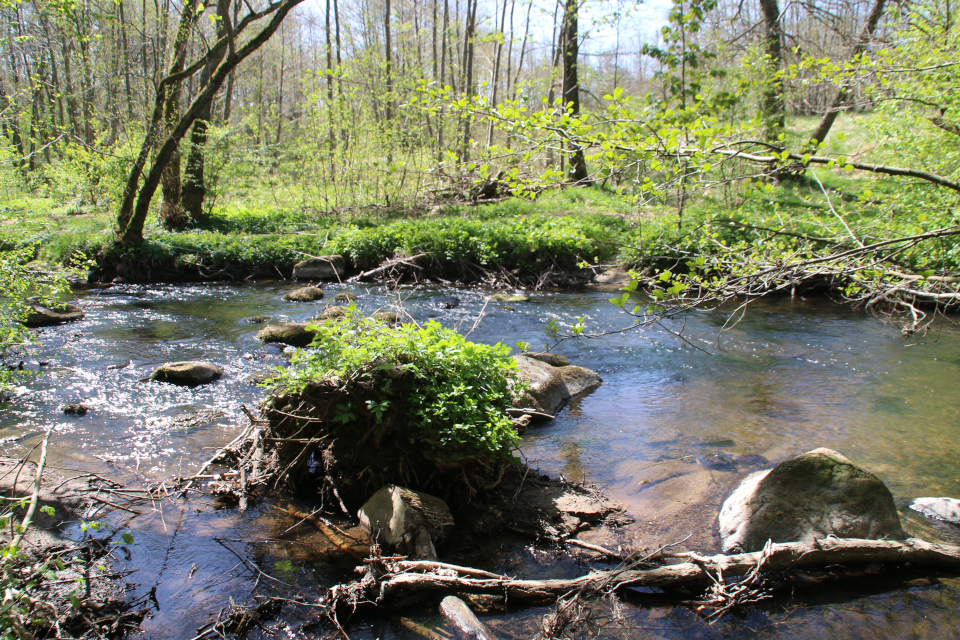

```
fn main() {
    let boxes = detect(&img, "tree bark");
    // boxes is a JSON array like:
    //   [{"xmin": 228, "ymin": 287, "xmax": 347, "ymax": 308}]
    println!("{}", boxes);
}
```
[
  {"xmin": 159, "ymin": 1, "xmax": 201, "ymax": 229},
  {"xmin": 809, "ymin": 0, "xmax": 889, "ymax": 146},
  {"xmin": 343, "ymin": 537, "xmax": 960, "ymax": 605},
  {"xmin": 561, "ymin": 0, "xmax": 587, "ymax": 182},
  {"xmin": 758, "ymin": 0, "xmax": 785, "ymax": 140},
  {"xmin": 116, "ymin": 0, "xmax": 308, "ymax": 248},
  {"xmin": 182, "ymin": 0, "xmax": 231, "ymax": 222}
]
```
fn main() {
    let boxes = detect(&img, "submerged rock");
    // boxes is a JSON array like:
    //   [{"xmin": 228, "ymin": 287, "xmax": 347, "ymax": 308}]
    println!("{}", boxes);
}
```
[
  {"xmin": 314, "ymin": 305, "xmax": 346, "ymax": 321},
  {"xmin": 24, "ymin": 303, "xmax": 84, "ymax": 327},
  {"xmin": 910, "ymin": 497, "xmax": 960, "ymax": 524},
  {"xmin": 511, "ymin": 355, "xmax": 601, "ymax": 417},
  {"xmin": 718, "ymin": 448, "xmax": 905, "ymax": 553},
  {"xmin": 62, "ymin": 403, "xmax": 90, "ymax": 416},
  {"xmin": 292, "ymin": 255, "xmax": 345, "ymax": 280},
  {"xmin": 283, "ymin": 286, "xmax": 325, "ymax": 302},
  {"xmin": 358, "ymin": 485, "xmax": 455, "ymax": 558},
  {"xmin": 150, "ymin": 361, "xmax": 223, "ymax": 386},
  {"xmin": 256, "ymin": 322, "xmax": 317, "ymax": 348},
  {"xmin": 333, "ymin": 292, "xmax": 358, "ymax": 303},
  {"xmin": 244, "ymin": 371, "xmax": 276, "ymax": 386},
  {"xmin": 246, "ymin": 315, "xmax": 273, "ymax": 324},
  {"xmin": 372, "ymin": 311, "xmax": 399, "ymax": 326},
  {"xmin": 491, "ymin": 292, "xmax": 529, "ymax": 303}
]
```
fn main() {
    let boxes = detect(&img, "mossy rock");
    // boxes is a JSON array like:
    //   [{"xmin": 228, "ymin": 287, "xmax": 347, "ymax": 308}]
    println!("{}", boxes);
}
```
[
  {"xmin": 334, "ymin": 292, "xmax": 358, "ymax": 303},
  {"xmin": 283, "ymin": 286, "xmax": 325, "ymax": 302},
  {"xmin": 372, "ymin": 311, "xmax": 399, "ymax": 326},
  {"xmin": 256, "ymin": 322, "xmax": 318, "ymax": 348},
  {"xmin": 315, "ymin": 306, "xmax": 346, "ymax": 321},
  {"xmin": 24, "ymin": 303, "xmax": 85, "ymax": 327}
]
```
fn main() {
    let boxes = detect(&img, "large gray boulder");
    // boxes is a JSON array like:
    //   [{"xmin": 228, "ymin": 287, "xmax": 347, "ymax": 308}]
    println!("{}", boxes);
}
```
[
  {"xmin": 718, "ymin": 448, "xmax": 905, "ymax": 554},
  {"xmin": 511, "ymin": 355, "xmax": 601, "ymax": 417},
  {"xmin": 24, "ymin": 303, "xmax": 84, "ymax": 327},
  {"xmin": 292, "ymin": 255, "xmax": 346, "ymax": 280},
  {"xmin": 150, "ymin": 361, "xmax": 223, "ymax": 386},
  {"xmin": 358, "ymin": 485, "xmax": 455, "ymax": 559},
  {"xmin": 256, "ymin": 322, "xmax": 318, "ymax": 348}
]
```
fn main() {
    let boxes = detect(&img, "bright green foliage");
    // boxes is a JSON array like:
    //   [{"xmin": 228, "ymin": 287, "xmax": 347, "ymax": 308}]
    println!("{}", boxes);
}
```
[
  {"xmin": 275, "ymin": 314, "xmax": 521, "ymax": 459},
  {"xmin": 0, "ymin": 246, "xmax": 69, "ymax": 391}
]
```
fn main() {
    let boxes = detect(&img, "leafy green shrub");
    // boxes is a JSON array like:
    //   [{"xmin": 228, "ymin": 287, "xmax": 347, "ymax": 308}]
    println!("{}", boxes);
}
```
[{"xmin": 276, "ymin": 314, "xmax": 521, "ymax": 459}]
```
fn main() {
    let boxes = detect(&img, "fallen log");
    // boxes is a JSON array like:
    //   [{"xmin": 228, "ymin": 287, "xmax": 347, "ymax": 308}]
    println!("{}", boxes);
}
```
[
  {"xmin": 349, "ymin": 253, "xmax": 427, "ymax": 283},
  {"xmin": 365, "ymin": 537, "xmax": 960, "ymax": 604}
]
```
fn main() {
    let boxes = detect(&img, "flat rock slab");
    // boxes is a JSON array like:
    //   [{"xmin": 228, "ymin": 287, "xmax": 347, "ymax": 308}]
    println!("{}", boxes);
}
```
[
  {"xmin": 718, "ymin": 448, "xmax": 905, "ymax": 553},
  {"xmin": 24, "ymin": 303, "xmax": 84, "ymax": 327},
  {"xmin": 292, "ymin": 255, "xmax": 345, "ymax": 280},
  {"xmin": 256, "ymin": 322, "xmax": 318, "ymax": 348},
  {"xmin": 911, "ymin": 497, "xmax": 960, "ymax": 524},
  {"xmin": 150, "ymin": 361, "xmax": 223, "ymax": 386},
  {"xmin": 283, "ymin": 286, "xmax": 325, "ymax": 302},
  {"xmin": 511, "ymin": 355, "xmax": 601, "ymax": 417}
]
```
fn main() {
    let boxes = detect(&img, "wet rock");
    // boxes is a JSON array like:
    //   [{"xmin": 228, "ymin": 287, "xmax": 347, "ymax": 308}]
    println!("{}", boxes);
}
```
[
  {"xmin": 62, "ymin": 403, "xmax": 90, "ymax": 416},
  {"xmin": 525, "ymin": 352, "xmax": 570, "ymax": 367},
  {"xmin": 256, "ymin": 322, "xmax": 317, "ymax": 348},
  {"xmin": 292, "ymin": 255, "xmax": 346, "ymax": 280},
  {"xmin": 358, "ymin": 485, "xmax": 455, "ymax": 558},
  {"xmin": 24, "ymin": 303, "xmax": 84, "ymax": 327},
  {"xmin": 718, "ymin": 448, "xmax": 905, "ymax": 554},
  {"xmin": 150, "ymin": 361, "xmax": 223, "ymax": 386},
  {"xmin": 437, "ymin": 297, "xmax": 461, "ymax": 309},
  {"xmin": 590, "ymin": 265, "xmax": 632, "ymax": 289},
  {"xmin": 372, "ymin": 311, "xmax": 399, "ymax": 326},
  {"xmin": 333, "ymin": 292, "xmax": 358, "ymax": 303},
  {"xmin": 246, "ymin": 315, "xmax": 273, "ymax": 324},
  {"xmin": 491, "ymin": 292, "xmax": 529, "ymax": 303},
  {"xmin": 314, "ymin": 305, "xmax": 346, "ymax": 321},
  {"xmin": 283, "ymin": 286, "xmax": 325, "ymax": 302},
  {"xmin": 66, "ymin": 275, "xmax": 88, "ymax": 290},
  {"xmin": 910, "ymin": 497, "xmax": 960, "ymax": 524},
  {"xmin": 440, "ymin": 596, "xmax": 497, "ymax": 640},
  {"xmin": 244, "ymin": 371, "xmax": 276, "ymax": 385},
  {"xmin": 511, "ymin": 355, "xmax": 601, "ymax": 417}
]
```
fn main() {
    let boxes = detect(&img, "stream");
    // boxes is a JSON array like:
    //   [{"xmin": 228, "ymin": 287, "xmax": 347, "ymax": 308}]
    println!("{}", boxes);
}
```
[{"xmin": 3, "ymin": 281, "xmax": 960, "ymax": 639}]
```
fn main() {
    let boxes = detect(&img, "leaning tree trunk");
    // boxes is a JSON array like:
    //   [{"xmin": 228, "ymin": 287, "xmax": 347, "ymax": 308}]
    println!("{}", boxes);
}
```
[
  {"xmin": 561, "ymin": 0, "xmax": 587, "ymax": 182},
  {"xmin": 759, "ymin": 0, "xmax": 785, "ymax": 141},
  {"xmin": 182, "ymin": 0, "xmax": 231, "ymax": 222},
  {"xmin": 116, "ymin": 0, "xmax": 307, "ymax": 248},
  {"xmin": 809, "ymin": 0, "xmax": 888, "ymax": 146},
  {"xmin": 159, "ymin": 2, "xmax": 201, "ymax": 230}
]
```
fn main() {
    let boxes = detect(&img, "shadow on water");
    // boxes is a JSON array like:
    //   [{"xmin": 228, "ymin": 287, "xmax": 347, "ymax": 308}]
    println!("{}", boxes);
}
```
[{"xmin": 4, "ymin": 284, "xmax": 960, "ymax": 638}]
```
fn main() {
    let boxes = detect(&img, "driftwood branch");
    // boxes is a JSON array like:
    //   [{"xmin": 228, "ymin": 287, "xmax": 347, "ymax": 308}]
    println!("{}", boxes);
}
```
[
  {"xmin": 361, "ymin": 537, "xmax": 960, "ymax": 604},
  {"xmin": 349, "ymin": 253, "xmax": 428, "ymax": 283}
]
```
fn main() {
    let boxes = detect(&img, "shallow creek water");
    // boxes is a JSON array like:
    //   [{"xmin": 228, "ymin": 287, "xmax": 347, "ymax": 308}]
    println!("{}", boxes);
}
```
[{"xmin": 3, "ymin": 282, "xmax": 960, "ymax": 639}]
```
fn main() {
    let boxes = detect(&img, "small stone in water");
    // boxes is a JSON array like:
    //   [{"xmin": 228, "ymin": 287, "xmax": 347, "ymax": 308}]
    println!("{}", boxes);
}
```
[
  {"xmin": 63, "ymin": 404, "xmax": 90, "ymax": 416},
  {"xmin": 910, "ymin": 497, "xmax": 960, "ymax": 524}
]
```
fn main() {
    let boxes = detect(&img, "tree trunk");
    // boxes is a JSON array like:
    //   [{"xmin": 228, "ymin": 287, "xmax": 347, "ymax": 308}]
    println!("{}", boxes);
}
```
[
  {"xmin": 340, "ymin": 537, "xmax": 960, "ymax": 606},
  {"xmin": 182, "ymin": 0, "xmax": 231, "ymax": 222},
  {"xmin": 116, "ymin": 0, "xmax": 308, "ymax": 248},
  {"xmin": 809, "ymin": 0, "xmax": 888, "ymax": 146},
  {"xmin": 384, "ymin": 0, "xmax": 393, "ymax": 122},
  {"xmin": 759, "ymin": 0, "xmax": 785, "ymax": 140},
  {"xmin": 159, "ymin": 2, "xmax": 201, "ymax": 230},
  {"xmin": 561, "ymin": 0, "xmax": 587, "ymax": 182}
]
